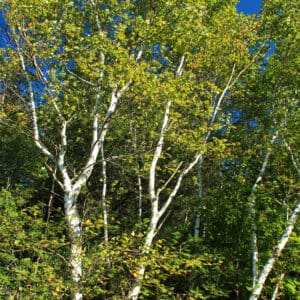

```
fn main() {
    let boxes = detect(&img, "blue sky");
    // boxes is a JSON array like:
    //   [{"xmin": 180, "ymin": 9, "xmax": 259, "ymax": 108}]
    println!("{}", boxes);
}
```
[
  {"xmin": 236, "ymin": 0, "xmax": 263, "ymax": 15},
  {"xmin": 0, "ymin": 1, "xmax": 263, "ymax": 48}
]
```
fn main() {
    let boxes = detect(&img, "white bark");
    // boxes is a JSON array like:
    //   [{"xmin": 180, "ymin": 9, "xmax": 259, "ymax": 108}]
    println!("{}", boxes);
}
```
[
  {"xmin": 16, "ymin": 36, "xmax": 131, "ymax": 298},
  {"xmin": 249, "ymin": 199, "xmax": 300, "ymax": 300},
  {"xmin": 46, "ymin": 164, "xmax": 57, "ymax": 229},
  {"xmin": 128, "ymin": 100, "xmax": 204, "ymax": 299},
  {"xmin": 283, "ymin": 137, "xmax": 300, "ymax": 177},
  {"xmin": 271, "ymin": 273, "xmax": 285, "ymax": 300},
  {"xmin": 158, "ymin": 153, "xmax": 202, "ymax": 219},
  {"xmin": 64, "ymin": 192, "xmax": 83, "ymax": 300},
  {"xmin": 128, "ymin": 101, "xmax": 171, "ymax": 299},
  {"xmin": 73, "ymin": 81, "xmax": 131, "ymax": 191},
  {"xmin": 137, "ymin": 170, "xmax": 143, "ymax": 230},
  {"xmin": 209, "ymin": 46, "xmax": 264, "ymax": 128},
  {"xmin": 210, "ymin": 64, "xmax": 236, "ymax": 126},
  {"xmin": 136, "ymin": 46, "xmax": 144, "ymax": 63},
  {"xmin": 249, "ymin": 131, "xmax": 279, "ymax": 288},
  {"xmin": 249, "ymin": 133, "xmax": 300, "ymax": 300},
  {"xmin": 193, "ymin": 60, "xmax": 256, "ymax": 237},
  {"xmin": 101, "ymin": 142, "xmax": 110, "ymax": 264},
  {"xmin": 194, "ymin": 156, "xmax": 203, "ymax": 238},
  {"xmin": 130, "ymin": 122, "xmax": 143, "ymax": 230},
  {"xmin": 16, "ymin": 41, "xmax": 55, "ymax": 162},
  {"xmin": 128, "ymin": 154, "xmax": 204, "ymax": 299},
  {"xmin": 176, "ymin": 55, "xmax": 185, "ymax": 76},
  {"xmin": 127, "ymin": 217, "xmax": 159, "ymax": 300}
]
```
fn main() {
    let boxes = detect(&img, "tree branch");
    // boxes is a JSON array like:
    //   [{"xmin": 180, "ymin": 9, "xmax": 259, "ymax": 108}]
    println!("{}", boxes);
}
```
[
  {"xmin": 149, "ymin": 101, "xmax": 171, "ymax": 209},
  {"xmin": 15, "ymin": 38, "xmax": 55, "ymax": 162},
  {"xmin": 249, "ymin": 130, "xmax": 279, "ymax": 288},
  {"xmin": 249, "ymin": 198, "xmax": 300, "ymax": 300}
]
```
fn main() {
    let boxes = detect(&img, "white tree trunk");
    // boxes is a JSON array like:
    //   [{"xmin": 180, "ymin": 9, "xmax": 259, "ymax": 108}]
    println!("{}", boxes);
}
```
[
  {"xmin": 127, "ymin": 101, "xmax": 171, "ymax": 299},
  {"xmin": 137, "ymin": 171, "xmax": 143, "ymax": 230},
  {"xmin": 249, "ymin": 131, "xmax": 279, "ymax": 288},
  {"xmin": 64, "ymin": 192, "xmax": 83, "ymax": 300},
  {"xmin": 271, "ymin": 273, "xmax": 285, "ymax": 300},
  {"xmin": 128, "ymin": 98, "xmax": 203, "ymax": 299},
  {"xmin": 194, "ymin": 157, "xmax": 203, "ymax": 238},
  {"xmin": 249, "ymin": 199, "xmax": 300, "ymax": 300},
  {"xmin": 15, "ymin": 16, "xmax": 132, "ymax": 299},
  {"xmin": 127, "ymin": 217, "xmax": 158, "ymax": 300},
  {"xmin": 250, "ymin": 136, "xmax": 300, "ymax": 300},
  {"xmin": 101, "ymin": 142, "xmax": 110, "ymax": 265},
  {"xmin": 130, "ymin": 122, "xmax": 143, "ymax": 231}
]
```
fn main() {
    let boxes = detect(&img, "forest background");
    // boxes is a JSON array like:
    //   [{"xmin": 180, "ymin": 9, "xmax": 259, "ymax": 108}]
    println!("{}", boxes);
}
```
[{"xmin": 0, "ymin": 0, "xmax": 299, "ymax": 299}]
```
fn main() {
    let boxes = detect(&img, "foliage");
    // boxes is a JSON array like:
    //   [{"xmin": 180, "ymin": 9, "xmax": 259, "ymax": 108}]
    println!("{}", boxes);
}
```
[
  {"xmin": 0, "ymin": 0, "xmax": 299, "ymax": 299},
  {"xmin": 0, "ymin": 188, "xmax": 69, "ymax": 298}
]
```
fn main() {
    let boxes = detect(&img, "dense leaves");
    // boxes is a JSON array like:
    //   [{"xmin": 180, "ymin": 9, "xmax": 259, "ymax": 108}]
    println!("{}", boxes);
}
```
[{"xmin": 0, "ymin": 0, "xmax": 299, "ymax": 299}]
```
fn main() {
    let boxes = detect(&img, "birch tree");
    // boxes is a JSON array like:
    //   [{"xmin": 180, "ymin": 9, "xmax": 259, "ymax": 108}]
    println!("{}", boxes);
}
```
[
  {"xmin": 125, "ymin": 2, "xmax": 263, "ymax": 297},
  {"xmin": 2, "ymin": 0, "xmax": 298, "ymax": 299},
  {"xmin": 1, "ymin": 1, "xmax": 137, "ymax": 298}
]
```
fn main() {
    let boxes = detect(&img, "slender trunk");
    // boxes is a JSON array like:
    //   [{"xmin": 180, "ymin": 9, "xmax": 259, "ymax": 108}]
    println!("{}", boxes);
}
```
[
  {"xmin": 271, "ymin": 273, "xmax": 285, "ymax": 300},
  {"xmin": 249, "ymin": 131, "xmax": 279, "ymax": 288},
  {"xmin": 1, "ymin": 89, "xmax": 5, "ymax": 111},
  {"xmin": 130, "ymin": 122, "xmax": 143, "ymax": 231},
  {"xmin": 64, "ymin": 192, "xmax": 83, "ymax": 300},
  {"xmin": 249, "ymin": 199, "xmax": 300, "ymax": 300},
  {"xmin": 194, "ymin": 214, "xmax": 200, "ymax": 238},
  {"xmin": 128, "ymin": 57, "xmax": 259, "ymax": 299},
  {"xmin": 127, "ymin": 217, "xmax": 159, "ymax": 300},
  {"xmin": 101, "ymin": 142, "xmax": 110, "ymax": 264},
  {"xmin": 137, "ymin": 170, "xmax": 143, "ymax": 231},
  {"xmin": 194, "ymin": 157, "xmax": 203, "ymax": 238},
  {"xmin": 250, "ymin": 217, "xmax": 258, "ymax": 289},
  {"xmin": 46, "ymin": 165, "xmax": 57, "ymax": 230},
  {"xmin": 250, "ymin": 136, "xmax": 300, "ymax": 300},
  {"xmin": 128, "ymin": 102, "xmax": 171, "ymax": 299}
]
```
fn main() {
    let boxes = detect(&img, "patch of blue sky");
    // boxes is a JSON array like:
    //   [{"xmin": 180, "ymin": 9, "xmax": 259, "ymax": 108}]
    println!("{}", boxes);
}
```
[
  {"xmin": 248, "ymin": 120, "xmax": 259, "ymax": 128},
  {"xmin": 236, "ymin": 0, "xmax": 262, "ymax": 15},
  {"xmin": 264, "ymin": 41, "xmax": 276, "ymax": 60},
  {"xmin": 0, "ymin": 11, "xmax": 14, "ymax": 48}
]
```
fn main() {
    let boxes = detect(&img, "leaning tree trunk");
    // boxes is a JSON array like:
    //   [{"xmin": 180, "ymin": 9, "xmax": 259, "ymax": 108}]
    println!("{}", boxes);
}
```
[
  {"xmin": 249, "ymin": 199, "xmax": 300, "ymax": 300},
  {"xmin": 250, "ymin": 136, "xmax": 300, "ymax": 300},
  {"xmin": 127, "ymin": 217, "xmax": 159, "ymax": 300}
]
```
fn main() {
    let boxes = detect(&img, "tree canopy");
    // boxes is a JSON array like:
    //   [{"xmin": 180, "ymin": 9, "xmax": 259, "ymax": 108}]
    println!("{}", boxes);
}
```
[{"xmin": 0, "ymin": 0, "xmax": 299, "ymax": 299}]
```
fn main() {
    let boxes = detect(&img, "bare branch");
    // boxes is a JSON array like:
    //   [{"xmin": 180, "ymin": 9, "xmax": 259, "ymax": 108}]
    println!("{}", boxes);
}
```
[
  {"xmin": 159, "ymin": 152, "xmax": 203, "ymax": 219},
  {"xmin": 228, "ymin": 44, "xmax": 265, "ymax": 90},
  {"xmin": 73, "ymin": 82, "xmax": 131, "ymax": 191},
  {"xmin": 176, "ymin": 55, "xmax": 185, "ymax": 76},
  {"xmin": 156, "ymin": 161, "xmax": 183, "ymax": 198},
  {"xmin": 283, "ymin": 137, "xmax": 300, "ymax": 177},
  {"xmin": 15, "ymin": 38, "xmax": 55, "ymax": 162},
  {"xmin": 155, "ymin": 210, "xmax": 172, "ymax": 237},
  {"xmin": 89, "ymin": 0, "xmax": 105, "ymax": 64},
  {"xmin": 19, "ymin": 29, "xmax": 66, "ymax": 123},
  {"xmin": 210, "ymin": 45, "xmax": 265, "ymax": 129},
  {"xmin": 194, "ymin": 155, "xmax": 204, "ymax": 238},
  {"xmin": 210, "ymin": 64, "xmax": 236, "ymax": 126},
  {"xmin": 66, "ymin": 66, "xmax": 97, "ymax": 86},
  {"xmin": 44, "ymin": 162, "xmax": 64, "ymax": 190},
  {"xmin": 57, "ymin": 120, "xmax": 71, "ymax": 189},
  {"xmin": 46, "ymin": 164, "xmax": 57, "ymax": 229},
  {"xmin": 149, "ymin": 101, "xmax": 171, "ymax": 206},
  {"xmin": 136, "ymin": 46, "xmax": 144, "ymax": 62}
]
